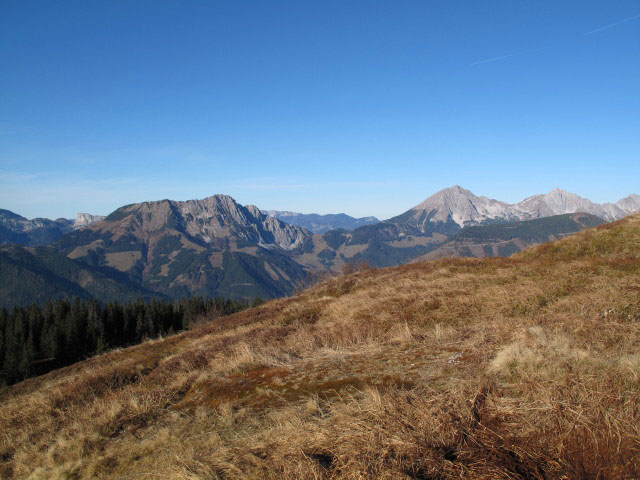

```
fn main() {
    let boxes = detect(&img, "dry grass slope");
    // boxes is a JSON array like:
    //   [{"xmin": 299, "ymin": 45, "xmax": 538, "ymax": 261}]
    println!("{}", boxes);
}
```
[{"xmin": 2, "ymin": 215, "xmax": 640, "ymax": 479}]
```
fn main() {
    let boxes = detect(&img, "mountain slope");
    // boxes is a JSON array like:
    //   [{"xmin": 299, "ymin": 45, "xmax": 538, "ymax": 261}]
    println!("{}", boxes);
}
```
[
  {"xmin": 292, "ymin": 222, "xmax": 446, "ymax": 271},
  {"xmin": 0, "ymin": 209, "xmax": 74, "ymax": 246},
  {"xmin": 266, "ymin": 211, "xmax": 379, "ymax": 233},
  {"xmin": 387, "ymin": 186, "xmax": 522, "ymax": 234},
  {"xmin": 0, "ymin": 244, "xmax": 163, "ymax": 308},
  {"xmin": 2, "ymin": 215, "xmax": 639, "ymax": 478},
  {"xmin": 415, "ymin": 212, "xmax": 605, "ymax": 260},
  {"xmin": 0, "ymin": 209, "xmax": 105, "ymax": 246},
  {"xmin": 54, "ymin": 195, "xmax": 311, "ymax": 300}
]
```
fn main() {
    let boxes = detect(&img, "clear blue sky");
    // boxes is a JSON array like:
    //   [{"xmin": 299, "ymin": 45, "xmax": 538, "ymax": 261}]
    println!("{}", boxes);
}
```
[{"xmin": 1, "ymin": 1, "xmax": 638, "ymax": 220}]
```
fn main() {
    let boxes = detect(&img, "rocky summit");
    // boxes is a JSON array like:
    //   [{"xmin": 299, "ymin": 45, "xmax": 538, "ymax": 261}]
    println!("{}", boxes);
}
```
[
  {"xmin": 72, "ymin": 213, "xmax": 105, "ymax": 230},
  {"xmin": 54, "ymin": 195, "xmax": 311, "ymax": 300},
  {"xmin": 388, "ymin": 186, "xmax": 640, "ymax": 234}
]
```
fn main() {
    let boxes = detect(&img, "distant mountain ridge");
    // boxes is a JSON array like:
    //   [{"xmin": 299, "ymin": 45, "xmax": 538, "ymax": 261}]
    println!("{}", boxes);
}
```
[
  {"xmin": 389, "ymin": 186, "xmax": 640, "ymax": 234},
  {"xmin": 265, "ymin": 210, "xmax": 379, "ymax": 233},
  {"xmin": 0, "ymin": 209, "xmax": 73, "ymax": 246},
  {"xmin": 0, "ymin": 209, "xmax": 105, "ymax": 246},
  {"xmin": 517, "ymin": 188, "xmax": 640, "ymax": 221}
]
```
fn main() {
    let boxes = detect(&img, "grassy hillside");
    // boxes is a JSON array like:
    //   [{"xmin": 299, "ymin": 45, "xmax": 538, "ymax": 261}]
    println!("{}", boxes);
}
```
[{"xmin": 1, "ymin": 215, "xmax": 640, "ymax": 478}]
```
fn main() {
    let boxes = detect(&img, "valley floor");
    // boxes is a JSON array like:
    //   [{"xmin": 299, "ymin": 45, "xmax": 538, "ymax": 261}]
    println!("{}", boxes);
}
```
[{"xmin": 1, "ymin": 216, "xmax": 640, "ymax": 479}]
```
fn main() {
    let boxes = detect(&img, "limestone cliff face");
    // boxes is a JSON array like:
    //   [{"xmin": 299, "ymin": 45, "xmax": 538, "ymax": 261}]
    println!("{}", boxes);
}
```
[
  {"xmin": 614, "ymin": 194, "xmax": 640, "ymax": 216},
  {"xmin": 72, "ymin": 213, "xmax": 105, "ymax": 229},
  {"xmin": 387, "ymin": 186, "xmax": 524, "ymax": 234},
  {"xmin": 411, "ymin": 186, "xmax": 522, "ymax": 227},
  {"xmin": 175, "ymin": 195, "xmax": 309, "ymax": 250},
  {"xmin": 515, "ymin": 189, "xmax": 628, "ymax": 221}
]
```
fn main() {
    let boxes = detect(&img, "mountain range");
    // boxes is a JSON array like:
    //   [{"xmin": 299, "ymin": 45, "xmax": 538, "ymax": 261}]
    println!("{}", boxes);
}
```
[
  {"xmin": 0, "ymin": 210, "xmax": 104, "ymax": 247},
  {"xmin": 389, "ymin": 186, "xmax": 640, "ymax": 233},
  {"xmin": 265, "ymin": 211, "xmax": 379, "ymax": 233},
  {"xmin": 1, "ymin": 186, "xmax": 639, "ymax": 306}
]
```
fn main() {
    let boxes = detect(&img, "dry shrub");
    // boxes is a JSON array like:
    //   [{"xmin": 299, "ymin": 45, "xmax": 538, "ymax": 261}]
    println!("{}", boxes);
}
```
[{"xmin": 341, "ymin": 260, "xmax": 374, "ymax": 275}]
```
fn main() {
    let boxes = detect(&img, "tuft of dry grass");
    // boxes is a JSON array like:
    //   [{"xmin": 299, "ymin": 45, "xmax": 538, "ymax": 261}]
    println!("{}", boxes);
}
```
[{"xmin": 1, "ymin": 214, "xmax": 640, "ymax": 478}]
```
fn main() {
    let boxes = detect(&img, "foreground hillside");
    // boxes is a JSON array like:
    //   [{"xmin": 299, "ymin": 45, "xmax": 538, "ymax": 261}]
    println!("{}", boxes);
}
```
[{"xmin": 1, "ymin": 215, "xmax": 640, "ymax": 479}]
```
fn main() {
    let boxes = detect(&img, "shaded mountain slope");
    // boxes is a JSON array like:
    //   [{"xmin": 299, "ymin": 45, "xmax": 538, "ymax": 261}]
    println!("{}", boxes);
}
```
[
  {"xmin": 293, "ymin": 222, "xmax": 446, "ymax": 271},
  {"xmin": 2, "ymin": 215, "xmax": 639, "ymax": 478},
  {"xmin": 0, "ymin": 244, "xmax": 163, "ymax": 308},
  {"xmin": 415, "ymin": 212, "xmax": 605, "ymax": 260},
  {"xmin": 0, "ymin": 209, "xmax": 105, "ymax": 247},
  {"xmin": 0, "ymin": 209, "xmax": 74, "ymax": 246}
]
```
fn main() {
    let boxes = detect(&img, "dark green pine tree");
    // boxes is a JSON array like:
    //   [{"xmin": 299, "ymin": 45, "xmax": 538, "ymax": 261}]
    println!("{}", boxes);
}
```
[
  {"xmin": 18, "ymin": 333, "xmax": 36, "ymax": 380},
  {"xmin": 86, "ymin": 299, "xmax": 105, "ymax": 354},
  {"xmin": 135, "ymin": 312, "xmax": 145, "ymax": 341}
]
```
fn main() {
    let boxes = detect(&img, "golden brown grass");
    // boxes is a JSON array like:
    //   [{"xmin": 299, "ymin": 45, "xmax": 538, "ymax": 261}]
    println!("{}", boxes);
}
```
[{"xmin": 2, "ymin": 215, "xmax": 640, "ymax": 479}]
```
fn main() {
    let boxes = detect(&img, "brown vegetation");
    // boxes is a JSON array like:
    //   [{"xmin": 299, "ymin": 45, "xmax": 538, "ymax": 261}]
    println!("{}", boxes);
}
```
[{"xmin": 2, "ymin": 215, "xmax": 640, "ymax": 479}]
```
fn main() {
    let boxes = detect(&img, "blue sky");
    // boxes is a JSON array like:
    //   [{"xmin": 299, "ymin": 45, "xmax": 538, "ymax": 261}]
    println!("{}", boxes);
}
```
[{"xmin": 1, "ymin": 1, "xmax": 638, "ymax": 220}]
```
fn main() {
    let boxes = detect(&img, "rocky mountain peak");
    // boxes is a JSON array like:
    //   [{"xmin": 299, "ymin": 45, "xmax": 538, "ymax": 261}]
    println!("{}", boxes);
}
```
[
  {"xmin": 390, "ymin": 186, "xmax": 640, "ymax": 234},
  {"xmin": 72, "ymin": 213, "xmax": 105, "ymax": 230},
  {"xmin": 410, "ymin": 185, "xmax": 520, "ymax": 228},
  {"xmin": 102, "ymin": 194, "xmax": 310, "ymax": 251},
  {"xmin": 515, "ymin": 189, "xmax": 622, "ymax": 221},
  {"xmin": 615, "ymin": 194, "xmax": 640, "ymax": 214}
]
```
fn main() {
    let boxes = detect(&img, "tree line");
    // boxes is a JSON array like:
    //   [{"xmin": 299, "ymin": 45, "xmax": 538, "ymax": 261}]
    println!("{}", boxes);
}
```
[{"xmin": 0, "ymin": 296, "xmax": 261, "ymax": 386}]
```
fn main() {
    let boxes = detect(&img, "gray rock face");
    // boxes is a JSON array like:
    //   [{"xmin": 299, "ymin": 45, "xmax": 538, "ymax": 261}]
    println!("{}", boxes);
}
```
[
  {"xmin": 176, "ymin": 195, "xmax": 310, "ymax": 250},
  {"xmin": 515, "ymin": 188, "xmax": 628, "ymax": 221},
  {"xmin": 107, "ymin": 194, "xmax": 310, "ymax": 251},
  {"xmin": 612, "ymin": 194, "xmax": 640, "ymax": 216},
  {"xmin": 72, "ymin": 213, "xmax": 106, "ymax": 229},
  {"xmin": 412, "ymin": 186, "xmax": 522, "ymax": 226}
]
